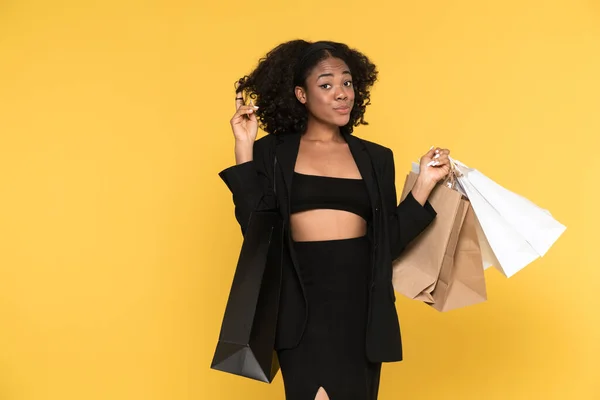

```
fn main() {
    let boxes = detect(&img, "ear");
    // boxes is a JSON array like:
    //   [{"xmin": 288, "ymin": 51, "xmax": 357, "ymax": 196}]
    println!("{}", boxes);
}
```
[{"xmin": 294, "ymin": 86, "xmax": 307, "ymax": 104}]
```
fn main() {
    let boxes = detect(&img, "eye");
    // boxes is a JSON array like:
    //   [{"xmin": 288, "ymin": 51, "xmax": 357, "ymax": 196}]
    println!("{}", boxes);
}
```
[
  {"xmin": 344, "ymin": 80, "xmax": 353, "ymax": 87},
  {"xmin": 320, "ymin": 83, "xmax": 332, "ymax": 89}
]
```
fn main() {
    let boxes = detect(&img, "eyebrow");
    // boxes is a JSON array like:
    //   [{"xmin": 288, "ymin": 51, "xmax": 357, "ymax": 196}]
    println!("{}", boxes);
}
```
[{"xmin": 316, "ymin": 70, "xmax": 352, "ymax": 80}]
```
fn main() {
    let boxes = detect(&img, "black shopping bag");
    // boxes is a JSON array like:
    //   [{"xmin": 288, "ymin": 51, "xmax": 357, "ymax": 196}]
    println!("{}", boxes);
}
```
[{"xmin": 210, "ymin": 210, "xmax": 284, "ymax": 383}]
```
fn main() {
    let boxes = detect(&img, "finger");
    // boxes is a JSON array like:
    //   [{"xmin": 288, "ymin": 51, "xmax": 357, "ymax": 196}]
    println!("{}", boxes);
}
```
[
  {"xmin": 426, "ymin": 146, "xmax": 437, "ymax": 158},
  {"xmin": 232, "ymin": 106, "xmax": 257, "ymax": 121},
  {"xmin": 240, "ymin": 104, "xmax": 259, "ymax": 114},
  {"xmin": 247, "ymin": 109, "xmax": 258, "ymax": 123},
  {"xmin": 431, "ymin": 147, "xmax": 443, "ymax": 160},
  {"xmin": 427, "ymin": 155, "xmax": 450, "ymax": 167},
  {"xmin": 234, "ymin": 105, "xmax": 255, "ymax": 114},
  {"xmin": 427, "ymin": 161, "xmax": 448, "ymax": 168},
  {"xmin": 233, "ymin": 109, "xmax": 253, "ymax": 121},
  {"xmin": 434, "ymin": 148, "xmax": 451, "ymax": 158},
  {"xmin": 235, "ymin": 82, "xmax": 245, "ymax": 110},
  {"xmin": 235, "ymin": 95, "xmax": 245, "ymax": 110},
  {"xmin": 437, "ymin": 157, "xmax": 450, "ymax": 166}
]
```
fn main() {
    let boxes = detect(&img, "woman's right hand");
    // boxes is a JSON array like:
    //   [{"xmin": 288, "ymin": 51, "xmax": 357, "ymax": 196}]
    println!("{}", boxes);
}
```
[{"xmin": 230, "ymin": 83, "xmax": 259, "ymax": 144}]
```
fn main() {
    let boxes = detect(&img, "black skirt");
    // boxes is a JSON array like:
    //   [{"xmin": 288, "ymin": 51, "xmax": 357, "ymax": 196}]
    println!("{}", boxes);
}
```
[{"xmin": 276, "ymin": 235, "xmax": 382, "ymax": 400}]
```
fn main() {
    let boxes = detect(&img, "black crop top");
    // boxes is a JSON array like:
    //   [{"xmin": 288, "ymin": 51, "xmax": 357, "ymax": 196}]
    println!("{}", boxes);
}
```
[{"xmin": 290, "ymin": 171, "xmax": 372, "ymax": 221}]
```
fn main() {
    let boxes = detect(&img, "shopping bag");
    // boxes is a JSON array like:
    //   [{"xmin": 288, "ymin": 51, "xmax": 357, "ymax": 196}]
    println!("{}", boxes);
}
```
[
  {"xmin": 427, "ymin": 203, "xmax": 487, "ymax": 312},
  {"xmin": 392, "ymin": 172, "xmax": 464, "ymax": 303},
  {"xmin": 210, "ymin": 210, "xmax": 284, "ymax": 383},
  {"xmin": 451, "ymin": 158, "xmax": 567, "ymax": 278},
  {"xmin": 393, "ymin": 172, "xmax": 487, "ymax": 311}
]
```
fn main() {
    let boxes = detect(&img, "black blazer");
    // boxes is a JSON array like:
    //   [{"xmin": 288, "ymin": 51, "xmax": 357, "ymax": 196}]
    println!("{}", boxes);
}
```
[{"xmin": 219, "ymin": 131, "xmax": 436, "ymax": 363}]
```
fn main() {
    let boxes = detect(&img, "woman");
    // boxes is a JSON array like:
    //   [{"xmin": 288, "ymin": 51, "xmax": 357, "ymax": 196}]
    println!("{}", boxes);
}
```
[{"xmin": 219, "ymin": 40, "xmax": 451, "ymax": 400}]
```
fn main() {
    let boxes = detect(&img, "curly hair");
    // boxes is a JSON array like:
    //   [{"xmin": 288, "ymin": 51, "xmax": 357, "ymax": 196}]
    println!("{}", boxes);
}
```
[{"xmin": 235, "ymin": 40, "xmax": 378, "ymax": 136}]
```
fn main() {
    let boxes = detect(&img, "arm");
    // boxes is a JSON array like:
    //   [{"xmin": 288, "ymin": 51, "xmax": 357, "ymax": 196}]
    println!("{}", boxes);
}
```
[
  {"xmin": 218, "ymin": 139, "xmax": 277, "ymax": 235},
  {"xmin": 383, "ymin": 148, "xmax": 437, "ymax": 260}
]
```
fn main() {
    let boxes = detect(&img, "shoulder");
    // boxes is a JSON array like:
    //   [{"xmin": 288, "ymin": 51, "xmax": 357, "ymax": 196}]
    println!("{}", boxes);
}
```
[
  {"xmin": 254, "ymin": 133, "xmax": 275, "ymax": 150},
  {"xmin": 352, "ymin": 135, "xmax": 394, "ymax": 159},
  {"xmin": 251, "ymin": 133, "xmax": 276, "ymax": 160}
]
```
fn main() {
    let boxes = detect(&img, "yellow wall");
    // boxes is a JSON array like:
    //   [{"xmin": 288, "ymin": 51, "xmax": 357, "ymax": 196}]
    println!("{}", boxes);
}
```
[{"xmin": 0, "ymin": 0, "xmax": 598, "ymax": 399}]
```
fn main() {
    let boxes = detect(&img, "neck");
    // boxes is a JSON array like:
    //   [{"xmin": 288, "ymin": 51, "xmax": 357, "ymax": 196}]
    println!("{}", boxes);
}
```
[{"xmin": 303, "ymin": 117, "xmax": 343, "ymax": 143}]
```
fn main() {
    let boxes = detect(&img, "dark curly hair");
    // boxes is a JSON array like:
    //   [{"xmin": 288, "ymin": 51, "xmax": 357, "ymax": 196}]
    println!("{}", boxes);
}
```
[{"xmin": 235, "ymin": 40, "xmax": 378, "ymax": 136}]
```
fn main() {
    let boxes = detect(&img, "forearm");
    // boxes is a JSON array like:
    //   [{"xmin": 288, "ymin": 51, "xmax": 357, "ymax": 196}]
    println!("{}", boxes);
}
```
[
  {"xmin": 235, "ymin": 141, "xmax": 254, "ymax": 165},
  {"xmin": 410, "ymin": 175, "xmax": 436, "ymax": 206}
]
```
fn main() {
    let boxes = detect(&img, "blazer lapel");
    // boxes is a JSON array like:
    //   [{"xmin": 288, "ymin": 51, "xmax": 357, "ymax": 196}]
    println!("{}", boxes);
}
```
[
  {"xmin": 345, "ymin": 134, "xmax": 379, "ymax": 213},
  {"xmin": 274, "ymin": 132, "xmax": 301, "ymax": 208}
]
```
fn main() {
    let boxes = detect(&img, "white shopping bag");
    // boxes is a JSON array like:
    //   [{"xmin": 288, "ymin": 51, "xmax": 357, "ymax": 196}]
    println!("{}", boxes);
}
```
[{"xmin": 449, "ymin": 158, "xmax": 567, "ymax": 278}]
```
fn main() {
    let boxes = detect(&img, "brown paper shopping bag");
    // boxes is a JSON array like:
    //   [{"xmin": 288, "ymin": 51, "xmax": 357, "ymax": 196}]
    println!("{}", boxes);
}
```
[
  {"xmin": 392, "ymin": 172, "xmax": 487, "ymax": 312},
  {"xmin": 392, "ymin": 172, "xmax": 464, "ymax": 302},
  {"xmin": 429, "ymin": 202, "xmax": 487, "ymax": 312}
]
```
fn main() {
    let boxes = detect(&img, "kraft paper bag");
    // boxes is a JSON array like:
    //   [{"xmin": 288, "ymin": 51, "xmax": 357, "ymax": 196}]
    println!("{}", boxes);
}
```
[
  {"xmin": 392, "ymin": 172, "xmax": 464, "ymax": 303},
  {"xmin": 392, "ymin": 171, "xmax": 487, "ymax": 311},
  {"xmin": 427, "ymin": 202, "xmax": 487, "ymax": 312}
]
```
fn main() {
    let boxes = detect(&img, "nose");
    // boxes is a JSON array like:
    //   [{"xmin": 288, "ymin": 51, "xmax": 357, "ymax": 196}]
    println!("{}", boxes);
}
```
[{"xmin": 335, "ymin": 87, "xmax": 348, "ymax": 101}]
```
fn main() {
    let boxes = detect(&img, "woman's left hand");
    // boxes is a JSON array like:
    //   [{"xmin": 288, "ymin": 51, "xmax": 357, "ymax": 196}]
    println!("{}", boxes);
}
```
[{"xmin": 418, "ymin": 146, "xmax": 451, "ymax": 185}]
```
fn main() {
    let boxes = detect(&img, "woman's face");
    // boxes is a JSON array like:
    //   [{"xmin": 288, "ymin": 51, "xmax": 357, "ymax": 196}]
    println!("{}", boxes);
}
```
[{"xmin": 295, "ymin": 57, "xmax": 355, "ymax": 127}]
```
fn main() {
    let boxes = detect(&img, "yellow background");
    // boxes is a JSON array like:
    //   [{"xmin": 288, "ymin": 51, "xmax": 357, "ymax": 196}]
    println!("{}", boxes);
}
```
[{"xmin": 1, "ymin": 0, "xmax": 598, "ymax": 398}]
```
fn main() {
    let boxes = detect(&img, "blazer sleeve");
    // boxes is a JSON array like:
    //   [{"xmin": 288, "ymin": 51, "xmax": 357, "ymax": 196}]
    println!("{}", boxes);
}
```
[
  {"xmin": 218, "ymin": 140, "xmax": 277, "ymax": 235},
  {"xmin": 383, "ymin": 148, "xmax": 437, "ymax": 261}
]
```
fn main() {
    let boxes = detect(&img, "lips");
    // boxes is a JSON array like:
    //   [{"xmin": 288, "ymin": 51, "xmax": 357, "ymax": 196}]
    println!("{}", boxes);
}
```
[{"xmin": 334, "ymin": 106, "xmax": 351, "ymax": 114}]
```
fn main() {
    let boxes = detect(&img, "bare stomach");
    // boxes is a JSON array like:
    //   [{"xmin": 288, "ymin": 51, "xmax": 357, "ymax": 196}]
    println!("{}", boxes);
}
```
[{"xmin": 290, "ymin": 210, "xmax": 367, "ymax": 242}]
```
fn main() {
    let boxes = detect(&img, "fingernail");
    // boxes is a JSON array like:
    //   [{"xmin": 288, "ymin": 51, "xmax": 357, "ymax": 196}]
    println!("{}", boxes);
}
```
[
  {"xmin": 434, "ymin": 154, "xmax": 440, "ymax": 159},
  {"xmin": 427, "ymin": 160, "xmax": 435, "ymax": 167},
  {"xmin": 434, "ymin": 161, "xmax": 440, "ymax": 166},
  {"xmin": 435, "ymin": 149, "xmax": 440, "ymax": 154},
  {"xmin": 430, "ymin": 146, "xmax": 434, "ymax": 150},
  {"xmin": 253, "ymin": 106, "xmax": 259, "ymax": 109}
]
